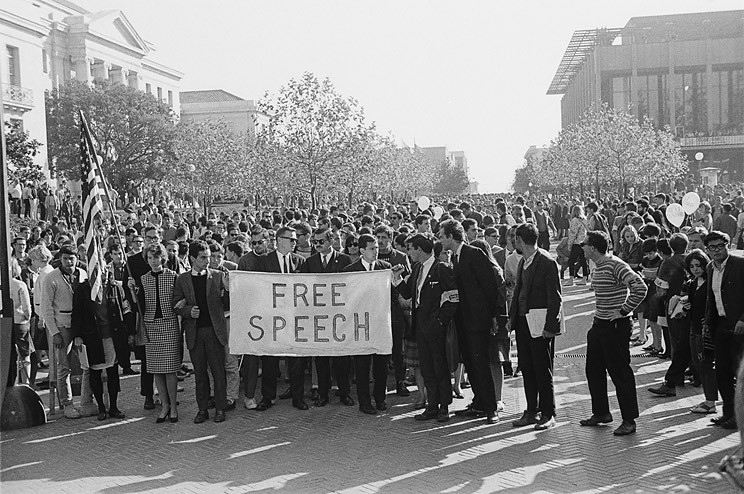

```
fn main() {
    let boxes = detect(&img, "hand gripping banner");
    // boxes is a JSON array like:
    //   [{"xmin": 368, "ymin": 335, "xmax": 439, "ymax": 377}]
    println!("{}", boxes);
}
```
[{"xmin": 229, "ymin": 271, "xmax": 392, "ymax": 356}]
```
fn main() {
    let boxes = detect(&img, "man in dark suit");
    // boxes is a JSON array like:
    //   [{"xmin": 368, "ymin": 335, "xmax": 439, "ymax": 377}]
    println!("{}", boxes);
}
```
[
  {"xmin": 256, "ymin": 226, "xmax": 308, "ymax": 411},
  {"xmin": 509, "ymin": 223, "xmax": 563, "ymax": 430},
  {"xmin": 173, "ymin": 240, "xmax": 230, "ymax": 423},
  {"xmin": 343, "ymin": 234, "xmax": 393, "ymax": 415},
  {"xmin": 237, "ymin": 226, "xmax": 269, "ymax": 271},
  {"xmin": 704, "ymin": 231, "xmax": 744, "ymax": 430},
  {"xmin": 438, "ymin": 219, "xmax": 500, "ymax": 424},
  {"xmin": 375, "ymin": 224, "xmax": 412, "ymax": 396},
  {"xmin": 301, "ymin": 226, "xmax": 355, "ymax": 407},
  {"xmin": 394, "ymin": 234, "xmax": 459, "ymax": 422}
]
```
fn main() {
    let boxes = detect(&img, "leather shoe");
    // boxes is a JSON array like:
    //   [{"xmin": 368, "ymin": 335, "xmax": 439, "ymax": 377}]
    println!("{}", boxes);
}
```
[
  {"xmin": 310, "ymin": 388, "xmax": 320, "ymax": 401},
  {"xmin": 486, "ymin": 412, "xmax": 498, "ymax": 424},
  {"xmin": 224, "ymin": 401, "xmax": 236, "ymax": 411},
  {"xmin": 293, "ymin": 400, "xmax": 310, "ymax": 411},
  {"xmin": 97, "ymin": 411, "xmax": 107, "ymax": 421},
  {"xmin": 214, "ymin": 410, "xmax": 226, "ymax": 423},
  {"xmin": 415, "ymin": 408, "xmax": 439, "ymax": 421},
  {"xmin": 255, "ymin": 400, "xmax": 273, "ymax": 411},
  {"xmin": 534, "ymin": 415, "xmax": 556, "ymax": 430},
  {"xmin": 108, "ymin": 409, "xmax": 125, "ymax": 419},
  {"xmin": 359, "ymin": 404, "xmax": 377, "ymax": 415},
  {"xmin": 278, "ymin": 388, "xmax": 292, "ymax": 400},
  {"xmin": 376, "ymin": 401, "xmax": 388, "ymax": 411},
  {"xmin": 193, "ymin": 410, "xmax": 209, "ymax": 424},
  {"xmin": 143, "ymin": 397, "xmax": 155, "ymax": 410},
  {"xmin": 314, "ymin": 396, "xmax": 329, "ymax": 407},
  {"xmin": 340, "ymin": 396, "xmax": 356, "ymax": 406},
  {"xmin": 455, "ymin": 405, "xmax": 485, "ymax": 417},
  {"xmin": 613, "ymin": 421, "xmax": 636, "ymax": 436},
  {"xmin": 721, "ymin": 417, "xmax": 739, "ymax": 430},
  {"xmin": 513, "ymin": 411, "xmax": 540, "ymax": 427},
  {"xmin": 579, "ymin": 413, "xmax": 613, "ymax": 426},
  {"xmin": 648, "ymin": 384, "xmax": 676, "ymax": 397},
  {"xmin": 396, "ymin": 381, "xmax": 410, "ymax": 397},
  {"xmin": 712, "ymin": 415, "xmax": 734, "ymax": 426},
  {"xmin": 437, "ymin": 409, "xmax": 450, "ymax": 423}
]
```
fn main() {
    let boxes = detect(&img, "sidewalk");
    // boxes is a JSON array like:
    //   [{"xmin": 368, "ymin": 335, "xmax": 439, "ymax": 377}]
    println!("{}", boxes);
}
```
[{"xmin": 1, "ymin": 347, "xmax": 740, "ymax": 493}]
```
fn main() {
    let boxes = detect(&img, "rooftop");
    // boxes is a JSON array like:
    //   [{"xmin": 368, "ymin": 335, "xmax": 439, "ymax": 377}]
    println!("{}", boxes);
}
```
[{"xmin": 180, "ymin": 89, "xmax": 245, "ymax": 104}]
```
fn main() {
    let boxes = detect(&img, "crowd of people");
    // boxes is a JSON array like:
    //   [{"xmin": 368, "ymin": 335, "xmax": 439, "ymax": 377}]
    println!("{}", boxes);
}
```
[{"xmin": 5, "ymin": 185, "xmax": 744, "ymax": 436}]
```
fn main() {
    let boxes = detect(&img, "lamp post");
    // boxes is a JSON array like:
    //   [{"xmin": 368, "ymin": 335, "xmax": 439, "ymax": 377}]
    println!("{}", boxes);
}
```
[{"xmin": 695, "ymin": 152, "xmax": 704, "ymax": 185}]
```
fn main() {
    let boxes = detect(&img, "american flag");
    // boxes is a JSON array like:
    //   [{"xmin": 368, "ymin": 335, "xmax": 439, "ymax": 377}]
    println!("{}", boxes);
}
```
[{"xmin": 79, "ymin": 111, "xmax": 106, "ymax": 303}]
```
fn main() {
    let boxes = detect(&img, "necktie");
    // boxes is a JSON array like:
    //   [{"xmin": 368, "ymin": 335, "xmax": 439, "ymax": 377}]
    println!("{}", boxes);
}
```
[
  {"xmin": 322, "ymin": 255, "xmax": 328, "ymax": 269},
  {"xmin": 452, "ymin": 253, "xmax": 459, "ymax": 268},
  {"xmin": 415, "ymin": 265, "xmax": 423, "ymax": 308},
  {"xmin": 367, "ymin": 262, "xmax": 372, "ymax": 272},
  {"xmin": 284, "ymin": 255, "xmax": 290, "ymax": 274}
]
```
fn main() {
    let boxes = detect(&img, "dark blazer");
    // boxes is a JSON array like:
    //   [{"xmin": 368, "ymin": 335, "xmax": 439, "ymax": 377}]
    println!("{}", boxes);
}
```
[
  {"xmin": 173, "ymin": 268, "xmax": 230, "ymax": 349},
  {"xmin": 509, "ymin": 249, "xmax": 563, "ymax": 334},
  {"xmin": 453, "ymin": 243, "xmax": 499, "ymax": 333},
  {"xmin": 260, "ymin": 250, "xmax": 306, "ymax": 274},
  {"xmin": 396, "ymin": 259, "xmax": 458, "ymax": 340},
  {"xmin": 343, "ymin": 258, "xmax": 392, "ymax": 273},
  {"xmin": 301, "ymin": 250, "xmax": 352, "ymax": 274},
  {"xmin": 71, "ymin": 281, "xmax": 107, "ymax": 366},
  {"xmin": 705, "ymin": 253, "xmax": 744, "ymax": 334},
  {"xmin": 237, "ymin": 251, "xmax": 265, "ymax": 272}
]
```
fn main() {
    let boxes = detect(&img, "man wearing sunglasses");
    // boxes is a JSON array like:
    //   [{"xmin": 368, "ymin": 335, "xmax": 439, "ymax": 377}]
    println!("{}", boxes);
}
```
[
  {"xmin": 704, "ymin": 231, "xmax": 744, "ymax": 430},
  {"xmin": 300, "ymin": 227, "xmax": 355, "ymax": 408},
  {"xmin": 256, "ymin": 227, "xmax": 307, "ymax": 411}
]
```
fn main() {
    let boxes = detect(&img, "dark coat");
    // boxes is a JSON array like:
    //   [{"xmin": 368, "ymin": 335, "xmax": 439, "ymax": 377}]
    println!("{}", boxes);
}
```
[
  {"xmin": 508, "ymin": 249, "xmax": 563, "ymax": 334},
  {"xmin": 71, "ymin": 281, "xmax": 107, "ymax": 366},
  {"xmin": 705, "ymin": 253, "xmax": 744, "ymax": 335},
  {"xmin": 173, "ymin": 268, "xmax": 230, "ymax": 349},
  {"xmin": 260, "ymin": 250, "xmax": 306, "ymax": 274},
  {"xmin": 453, "ymin": 243, "xmax": 499, "ymax": 333},
  {"xmin": 301, "ymin": 250, "xmax": 352, "ymax": 274}
]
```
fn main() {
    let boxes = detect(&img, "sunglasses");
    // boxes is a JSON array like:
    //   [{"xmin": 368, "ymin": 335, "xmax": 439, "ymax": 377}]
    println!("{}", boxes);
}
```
[{"xmin": 312, "ymin": 239, "xmax": 328, "ymax": 245}]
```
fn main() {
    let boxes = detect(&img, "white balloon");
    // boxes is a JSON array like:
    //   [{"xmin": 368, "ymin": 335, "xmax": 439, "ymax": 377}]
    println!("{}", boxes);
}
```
[
  {"xmin": 417, "ymin": 196, "xmax": 431, "ymax": 211},
  {"xmin": 681, "ymin": 192, "xmax": 701, "ymax": 215},
  {"xmin": 666, "ymin": 203, "xmax": 685, "ymax": 228},
  {"xmin": 432, "ymin": 206, "xmax": 444, "ymax": 220}
]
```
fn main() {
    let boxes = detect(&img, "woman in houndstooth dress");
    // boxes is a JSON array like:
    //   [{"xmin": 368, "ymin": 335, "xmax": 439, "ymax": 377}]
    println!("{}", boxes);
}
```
[{"xmin": 140, "ymin": 244, "xmax": 181, "ymax": 423}]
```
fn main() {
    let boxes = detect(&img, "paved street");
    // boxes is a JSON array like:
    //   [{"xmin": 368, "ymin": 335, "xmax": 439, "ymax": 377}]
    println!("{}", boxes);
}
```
[{"xmin": 1, "ymin": 281, "xmax": 741, "ymax": 493}]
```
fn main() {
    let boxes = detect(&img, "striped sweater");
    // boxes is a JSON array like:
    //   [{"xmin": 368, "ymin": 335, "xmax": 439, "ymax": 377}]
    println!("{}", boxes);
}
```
[{"xmin": 591, "ymin": 254, "xmax": 647, "ymax": 320}]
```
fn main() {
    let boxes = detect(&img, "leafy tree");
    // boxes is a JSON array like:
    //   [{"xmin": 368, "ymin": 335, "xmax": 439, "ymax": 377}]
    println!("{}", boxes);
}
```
[
  {"xmin": 432, "ymin": 158, "xmax": 469, "ymax": 196},
  {"xmin": 256, "ymin": 72, "xmax": 377, "ymax": 209},
  {"xmin": 4, "ymin": 121, "xmax": 44, "ymax": 185},
  {"xmin": 45, "ymin": 79, "xmax": 177, "ymax": 190}
]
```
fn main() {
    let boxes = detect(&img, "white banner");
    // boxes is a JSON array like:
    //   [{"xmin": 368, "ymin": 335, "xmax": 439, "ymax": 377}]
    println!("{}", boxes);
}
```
[{"xmin": 229, "ymin": 270, "xmax": 392, "ymax": 356}]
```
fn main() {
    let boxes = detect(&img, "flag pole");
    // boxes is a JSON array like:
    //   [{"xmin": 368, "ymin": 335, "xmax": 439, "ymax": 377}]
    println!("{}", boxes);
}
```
[{"xmin": 79, "ymin": 111, "xmax": 140, "ymax": 313}]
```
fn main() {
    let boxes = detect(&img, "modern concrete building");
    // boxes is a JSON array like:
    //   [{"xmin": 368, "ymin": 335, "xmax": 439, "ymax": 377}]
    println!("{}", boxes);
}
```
[
  {"xmin": 180, "ymin": 89, "xmax": 267, "ymax": 141},
  {"xmin": 1, "ymin": 0, "xmax": 183, "ymax": 181},
  {"xmin": 548, "ymin": 10, "xmax": 744, "ymax": 182}
]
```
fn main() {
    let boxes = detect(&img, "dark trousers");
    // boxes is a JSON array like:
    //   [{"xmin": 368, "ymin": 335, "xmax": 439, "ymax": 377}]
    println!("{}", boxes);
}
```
[
  {"xmin": 190, "ymin": 326, "xmax": 227, "ymax": 411},
  {"xmin": 316, "ymin": 356, "xmax": 350, "ymax": 399},
  {"xmin": 585, "ymin": 317, "xmax": 639, "ymax": 421},
  {"xmin": 515, "ymin": 316, "xmax": 556, "ymax": 418},
  {"xmin": 391, "ymin": 317, "xmax": 406, "ymax": 382},
  {"xmin": 89, "ymin": 366, "xmax": 120, "ymax": 410},
  {"xmin": 261, "ymin": 356, "xmax": 305, "ymax": 402},
  {"xmin": 459, "ymin": 328, "xmax": 496, "ymax": 413},
  {"xmin": 111, "ymin": 329, "xmax": 132, "ymax": 370},
  {"xmin": 713, "ymin": 317, "xmax": 744, "ymax": 418},
  {"xmin": 567, "ymin": 244, "xmax": 589, "ymax": 278},
  {"xmin": 354, "ymin": 354, "xmax": 389, "ymax": 406},
  {"xmin": 133, "ymin": 345, "xmax": 154, "ymax": 398},
  {"xmin": 417, "ymin": 332, "xmax": 452, "ymax": 408},
  {"xmin": 690, "ymin": 332, "xmax": 717, "ymax": 402},
  {"xmin": 664, "ymin": 316, "xmax": 692, "ymax": 386},
  {"xmin": 538, "ymin": 231, "xmax": 550, "ymax": 251}
]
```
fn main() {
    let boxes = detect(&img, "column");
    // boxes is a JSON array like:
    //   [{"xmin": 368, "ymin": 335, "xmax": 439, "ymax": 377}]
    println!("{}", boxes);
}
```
[
  {"xmin": 73, "ymin": 56, "xmax": 93, "ymax": 84},
  {"xmin": 127, "ymin": 71, "xmax": 140, "ymax": 90},
  {"xmin": 92, "ymin": 61, "xmax": 111, "ymax": 81},
  {"xmin": 705, "ymin": 38, "xmax": 713, "ymax": 135}
]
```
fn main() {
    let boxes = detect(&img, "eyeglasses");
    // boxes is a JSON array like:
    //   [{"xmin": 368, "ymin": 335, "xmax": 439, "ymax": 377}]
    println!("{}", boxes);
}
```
[
  {"xmin": 312, "ymin": 239, "xmax": 328, "ymax": 245},
  {"xmin": 279, "ymin": 236, "xmax": 297, "ymax": 242},
  {"xmin": 347, "ymin": 242, "xmax": 359, "ymax": 247},
  {"xmin": 145, "ymin": 236, "xmax": 159, "ymax": 240},
  {"xmin": 251, "ymin": 240, "xmax": 265, "ymax": 245},
  {"xmin": 707, "ymin": 243, "xmax": 728, "ymax": 251}
]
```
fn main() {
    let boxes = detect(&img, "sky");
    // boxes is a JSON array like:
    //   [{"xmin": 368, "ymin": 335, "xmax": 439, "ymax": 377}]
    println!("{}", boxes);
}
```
[{"xmin": 81, "ymin": 0, "xmax": 743, "ymax": 193}]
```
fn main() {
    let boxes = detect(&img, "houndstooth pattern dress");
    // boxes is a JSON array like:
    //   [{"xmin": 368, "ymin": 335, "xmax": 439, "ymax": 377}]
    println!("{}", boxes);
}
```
[{"xmin": 141, "ymin": 269, "xmax": 181, "ymax": 374}]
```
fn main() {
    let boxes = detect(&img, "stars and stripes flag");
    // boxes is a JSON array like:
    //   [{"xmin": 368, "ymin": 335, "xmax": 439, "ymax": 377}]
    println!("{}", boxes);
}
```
[{"xmin": 79, "ymin": 111, "xmax": 106, "ymax": 303}]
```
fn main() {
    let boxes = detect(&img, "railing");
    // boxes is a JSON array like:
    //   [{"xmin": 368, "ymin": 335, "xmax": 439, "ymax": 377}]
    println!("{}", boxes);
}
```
[{"xmin": 1, "ymin": 83, "xmax": 34, "ymax": 108}]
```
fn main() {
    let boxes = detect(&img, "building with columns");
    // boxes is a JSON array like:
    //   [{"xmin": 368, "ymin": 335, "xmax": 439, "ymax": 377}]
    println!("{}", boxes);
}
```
[
  {"xmin": 180, "ymin": 89, "xmax": 267, "ymax": 141},
  {"xmin": 1, "ymin": 0, "xmax": 182, "ymax": 182},
  {"xmin": 548, "ymin": 10, "xmax": 744, "ymax": 183}
]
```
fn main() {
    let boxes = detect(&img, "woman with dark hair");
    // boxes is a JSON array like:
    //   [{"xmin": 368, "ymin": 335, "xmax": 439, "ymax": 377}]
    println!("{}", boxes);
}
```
[
  {"xmin": 138, "ymin": 243, "xmax": 181, "ymax": 423},
  {"xmin": 468, "ymin": 238, "xmax": 509, "ymax": 413},
  {"xmin": 682, "ymin": 249, "xmax": 717, "ymax": 414},
  {"xmin": 565, "ymin": 205, "xmax": 589, "ymax": 286},
  {"xmin": 343, "ymin": 233, "xmax": 360, "ymax": 263}
]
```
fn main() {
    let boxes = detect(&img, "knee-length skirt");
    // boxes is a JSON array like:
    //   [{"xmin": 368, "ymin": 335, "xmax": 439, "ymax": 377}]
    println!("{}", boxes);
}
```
[{"xmin": 145, "ymin": 316, "xmax": 182, "ymax": 374}]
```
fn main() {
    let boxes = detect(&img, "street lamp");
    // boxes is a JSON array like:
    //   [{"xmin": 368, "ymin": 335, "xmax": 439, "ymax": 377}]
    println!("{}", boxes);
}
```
[{"xmin": 695, "ymin": 152, "xmax": 704, "ymax": 184}]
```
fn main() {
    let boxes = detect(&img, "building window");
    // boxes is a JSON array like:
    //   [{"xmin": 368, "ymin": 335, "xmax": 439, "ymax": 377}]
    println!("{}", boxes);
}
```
[
  {"xmin": 612, "ymin": 76, "xmax": 632, "ymax": 111},
  {"xmin": 157, "ymin": 87, "xmax": 162, "ymax": 101},
  {"xmin": 710, "ymin": 68, "xmax": 744, "ymax": 136},
  {"xmin": 6, "ymin": 45, "xmax": 20, "ymax": 86},
  {"xmin": 167, "ymin": 90, "xmax": 173, "ymax": 107},
  {"xmin": 145, "ymin": 83, "xmax": 152, "ymax": 94},
  {"xmin": 674, "ymin": 71, "xmax": 707, "ymax": 136},
  {"xmin": 637, "ymin": 74, "xmax": 669, "ymax": 128}
]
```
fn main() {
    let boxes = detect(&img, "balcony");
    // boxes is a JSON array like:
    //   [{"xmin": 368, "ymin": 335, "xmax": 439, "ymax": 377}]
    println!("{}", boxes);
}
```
[{"xmin": 2, "ymin": 84, "xmax": 34, "ymax": 112}]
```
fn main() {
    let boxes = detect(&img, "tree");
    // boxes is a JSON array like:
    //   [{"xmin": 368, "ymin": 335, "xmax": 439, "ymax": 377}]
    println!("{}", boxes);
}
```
[
  {"xmin": 45, "ymin": 79, "xmax": 177, "ymax": 190},
  {"xmin": 4, "ymin": 121, "xmax": 44, "ymax": 185},
  {"xmin": 256, "ymin": 72, "xmax": 377, "ymax": 209},
  {"xmin": 432, "ymin": 158, "xmax": 469, "ymax": 196},
  {"xmin": 169, "ymin": 120, "xmax": 247, "ymax": 213}
]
